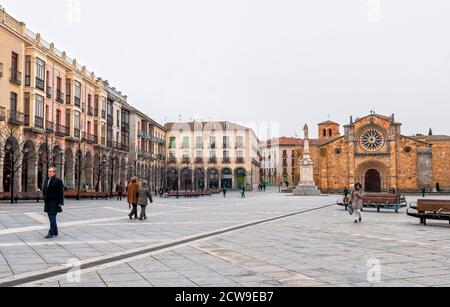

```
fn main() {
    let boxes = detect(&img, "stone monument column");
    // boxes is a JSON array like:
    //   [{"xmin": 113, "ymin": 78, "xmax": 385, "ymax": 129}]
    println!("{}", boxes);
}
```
[{"xmin": 294, "ymin": 124, "xmax": 321, "ymax": 196}]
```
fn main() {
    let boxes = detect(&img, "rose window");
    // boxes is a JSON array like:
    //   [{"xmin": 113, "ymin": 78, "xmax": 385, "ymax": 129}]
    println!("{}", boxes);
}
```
[{"xmin": 360, "ymin": 129, "xmax": 384, "ymax": 151}]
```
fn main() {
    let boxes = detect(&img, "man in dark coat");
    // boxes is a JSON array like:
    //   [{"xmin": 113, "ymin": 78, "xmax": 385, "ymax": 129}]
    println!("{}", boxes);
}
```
[{"xmin": 42, "ymin": 167, "xmax": 64, "ymax": 239}]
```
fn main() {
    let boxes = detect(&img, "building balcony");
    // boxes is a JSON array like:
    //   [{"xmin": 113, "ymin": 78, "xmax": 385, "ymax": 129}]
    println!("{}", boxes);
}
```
[
  {"xmin": 195, "ymin": 157, "xmax": 204, "ymax": 164},
  {"xmin": 0, "ymin": 107, "xmax": 6, "ymax": 122},
  {"xmin": 222, "ymin": 158, "xmax": 231, "ymax": 164},
  {"xmin": 196, "ymin": 143, "xmax": 203, "ymax": 149},
  {"xmin": 121, "ymin": 144, "xmax": 130, "ymax": 152},
  {"xmin": 236, "ymin": 158, "xmax": 245, "ymax": 164},
  {"xmin": 74, "ymin": 97, "xmax": 81, "ymax": 107},
  {"xmin": 94, "ymin": 108, "xmax": 99, "ymax": 117},
  {"xmin": 74, "ymin": 128, "xmax": 81, "ymax": 139},
  {"xmin": 87, "ymin": 134, "xmax": 96, "ymax": 144},
  {"xmin": 66, "ymin": 94, "xmax": 71, "ymax": 105},
  {"xmin": 55, "ymin": 124, "xmax": 69, "ymax": 137},
  {"xmin": 121, "ymin": 122, "xmax": 130, "ymax": 131},
  {"xmin": 107, "ymin": 140, "xmax": 113, "ymax": 148},
  {"xmin": 101, "ymin": 137, "xmax": 106, "ymax": 146},
  {"xmin": 88, "ymin": 107, "xmax": 94, "ymax": 116},
  {"xmin": 45, "ymin": 121, "xmax": 54, "ymax": 133},
  {"xmin": 8, "ymin": 110, "xmax": 24, "ymax": 125},
  {"xmin": 81, "ymin": 131, "xmax": 87, "ymax": 141},
  {"xmin": 182, "ymin": 158, "xmax": 191, "ymax": 164},
  {"xmin": 10, "ymin": 69, "xmax": 22, "ymax": 85},
  {"xmin": 209, "ymin": 157, "xmax": 217, "ymax": 164},
  {"xmin": 101, "ymin": 110, "xmax": 106, "ymax": 119},
  {"xmin": 36, "ymin": 78, "xmax": 45, "ymax": 91},
  {"xmin": 210, "ymin": 144, "xmax": 216, "ymax": 149},
  {"xmin": 223, "ymin": 143, "xmax": 231, "ymax": 149},
  {"xmin": 138, "ymin": 149, "xmax": 145, "ymax": 158},
  {"xmin": 235, "ymin": 144, "xmax": 244, "ymax": 149},
  {"xmin": 46, "ymin": 86, "xmax": 52, "ymax": 99},
  {"xmin": 168, "ymin": 157, "xmax": 177, "ymax": 164},
  {"xmin": 56, "ymin": 90, "xmax": 64, "ymax": 103},
  {"xmin": 138, "ymin": 130, "xmax": 145, "ymax": 138},
  {"xmin": 24, "ymin": 114, "xmax": 30, "ymax": 126},
  {"xmin": 107, "ymin": 115, "xmax": 113, "ymax": 125}
]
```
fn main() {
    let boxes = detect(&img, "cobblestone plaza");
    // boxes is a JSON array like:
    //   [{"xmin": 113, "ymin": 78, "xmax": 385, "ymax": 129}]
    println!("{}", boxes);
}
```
[{"xmin": 0, "ymin": 190, "xmax": 449, "ymax": 287}]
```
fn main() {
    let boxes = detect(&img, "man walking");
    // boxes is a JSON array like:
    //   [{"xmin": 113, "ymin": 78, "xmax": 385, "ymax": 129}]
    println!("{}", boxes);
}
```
[{"xmin": 42, "ymin": 167, "xmax": 64, "ymax": 239}]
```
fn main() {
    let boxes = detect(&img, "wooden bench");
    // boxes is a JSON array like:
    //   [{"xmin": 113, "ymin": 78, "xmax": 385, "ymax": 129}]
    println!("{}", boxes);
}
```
[
  {"xmin": 16, "ymin": 192, "xmax": 43, "ymax": 203},
  {"xmin": 337, "ymin": 193, "xmax": 407, "ymax": 213},
  {"xmin": 64, "ymin": 191, "xmax": 109, "ymax": 200},
  {"xmin": 0, "ymin": 192, "xmax": 43, "ymax": 203},
  {"xmin": 407, "ymin": 199, "xmax": 450, "ymax": 226},
  {"xmin": 165, "ymin": 191, "xmax": 213, "ymax": 198}
]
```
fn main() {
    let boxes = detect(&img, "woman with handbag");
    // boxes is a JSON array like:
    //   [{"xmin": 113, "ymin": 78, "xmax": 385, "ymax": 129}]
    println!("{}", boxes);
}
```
[{"xmin": 352, "ymin": 183, "xmax": 364, "ymax": 223}]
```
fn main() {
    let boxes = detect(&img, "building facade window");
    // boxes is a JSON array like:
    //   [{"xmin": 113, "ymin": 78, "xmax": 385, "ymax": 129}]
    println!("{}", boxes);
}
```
[
  {"xmin": 182, "ymin": 137, "xmax": 190, "ymax": 149},
  {"xmin": 35, "ymin": 94, "xmax": 45, "ymax": 128},
  {"xmin": 101, "ymin": 97, "xmax": 107, "ymax": 118},
  {"xmin": 236, "ymin": 136, "xmax": 244, "ymax": 148},
  {"xmin": 24, "ymin": 93, "xmax": 31, "ymax": 126},
  {"xmin": 9, "ymin": 92, "xmax": 18, "ymax": 111},
  {"xmin": 74, "ymin": 111, "xmax": 81, "ymax": 137},
  {"xmin": 36, "ymin": 58, "xmax": 45, "ymax": 91},
  {"xmin": 25, "ymin": 56, "xmax": 31, "ymax": 86},
  {"xmin": 209, "ymin": 136, "xmax": 216, "ymax": 148},
  {"xmin": 66, "ymin": 79, "xmax": 72, "ymax": 104},
  {"xmin": 74, "ymin": 81, "xmax": 81, "ymax": 106},
  {"xmin": 169, "ymin": 137, "xmax": 176, "ymax": 149},
  {"xmin": 196, "ymin": 136, "xmax": 203, "ymax": 148}
]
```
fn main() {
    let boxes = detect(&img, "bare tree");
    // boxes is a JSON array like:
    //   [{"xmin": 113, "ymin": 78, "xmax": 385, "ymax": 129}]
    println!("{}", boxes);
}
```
[
  {"xmin": 106, "ymin": 146, "xmax": 122, "ymax": 198},
  {"xmin": 94, "ymin": 154, "xmax": 107, "ymax": 193},
  {"xmin": 74, "ymin": 140, "xmax": 90, "ymax": 200},
  {"xmin": 0, "ymin": 124, "xmax": 35, "ymax": 203}
]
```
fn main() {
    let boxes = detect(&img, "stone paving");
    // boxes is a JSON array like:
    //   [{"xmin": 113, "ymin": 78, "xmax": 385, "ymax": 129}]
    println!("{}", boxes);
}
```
[{"xmin": 0, "ymin": 189, "xmax": 449, "ymax": 287}]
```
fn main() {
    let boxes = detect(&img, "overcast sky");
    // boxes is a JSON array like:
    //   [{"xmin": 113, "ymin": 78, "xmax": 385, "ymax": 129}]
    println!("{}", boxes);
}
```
[{"xmin": 2, "ymin": 0, "xmax": 450, "ymax": 139}]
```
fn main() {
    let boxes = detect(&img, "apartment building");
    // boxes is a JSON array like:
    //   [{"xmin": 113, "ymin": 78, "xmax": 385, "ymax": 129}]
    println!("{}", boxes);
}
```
[
  {"xmin": 0, "ymin": 8, "xmax": 165, "ymax": 193},
  {"xmin": 130, "ymin": 107, "xmax": 166, "ymax": 190},
  {"xmin": 164, "ymin": 121, "xmax": 261, "ymax": 191}
]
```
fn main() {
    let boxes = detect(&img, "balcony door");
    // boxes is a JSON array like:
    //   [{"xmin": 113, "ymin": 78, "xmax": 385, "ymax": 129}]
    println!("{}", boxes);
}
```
[{"xmin": 11, "ymin": 52, "xmax": 18, "ymax": 72}]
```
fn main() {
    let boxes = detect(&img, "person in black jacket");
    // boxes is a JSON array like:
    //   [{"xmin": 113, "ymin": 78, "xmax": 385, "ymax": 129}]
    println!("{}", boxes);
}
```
[{"xmin": 42, "ymin": 167, "xmax": 64, "ymax": 239}]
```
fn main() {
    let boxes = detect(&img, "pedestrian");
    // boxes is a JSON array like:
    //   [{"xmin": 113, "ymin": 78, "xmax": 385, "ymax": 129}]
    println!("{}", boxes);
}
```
[
  {"xmin": 223, "ymin": 187, "xmax": 227, "ymax": 198},
  {"xmin": 116, "ymin": 182, "xmax": 124, "ymax": 201},
  {"xmin": 137, "ymin": 181, "xmax": 153, "ymax": 220},
  {"xmin": 351, "ymin": 183, "xmax": 364, "ymax": 224},
  {"xmin": 263, "ymin": 183, "xmax": 266, "ymax": 192},
  {"xmin": 344, "ymin": 187, "xmax": 349, "ymax": 199},
  {"xmin": 42, "ymin": 167, "xmax": 64, "ymax": 239},
  {"xmin": 241, "ymin": 186, "xmax": 246, "ymax": 199},
  {"xmin": 127, "ymin": 177, "xmax": 139, "ymax": 219},
  {"xmin": 421, "ymin": 187, "xmax": 426, "ymax": 198}
]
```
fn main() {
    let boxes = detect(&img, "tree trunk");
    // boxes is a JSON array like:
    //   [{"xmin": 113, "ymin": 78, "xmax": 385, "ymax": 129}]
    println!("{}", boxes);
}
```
[
  {"xmin": 76, "ymin": 163, "xmax": 81, "ymax": 201},
  {"xmin": 10, "ymin": 171, "xmax": 15, "ymax": 204},
  {"xmin": 109, "ymin": 164, "xmax": 115, "ymax": 198}
]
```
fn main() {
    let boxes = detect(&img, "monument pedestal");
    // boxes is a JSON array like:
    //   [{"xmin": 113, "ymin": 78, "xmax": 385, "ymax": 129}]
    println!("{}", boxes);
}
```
[
  {"xmin": 292, "ymin": 124, "xmax": 322, "ymax": 196},
  {"xmin": 293, "ymin": 184, "xmax": 321, "ymax": 196}
]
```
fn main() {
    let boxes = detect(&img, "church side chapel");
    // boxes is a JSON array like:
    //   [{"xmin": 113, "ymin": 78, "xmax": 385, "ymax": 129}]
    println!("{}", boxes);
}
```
[{"xmin": 295, "ymin": 113, "xmax": 450, "ymax": 193}]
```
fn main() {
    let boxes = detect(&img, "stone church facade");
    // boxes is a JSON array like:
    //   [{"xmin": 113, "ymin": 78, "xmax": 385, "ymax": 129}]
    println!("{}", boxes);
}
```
[{"xmin": 297, "ymin": 113, "xmax": 450, "ymax": 193}]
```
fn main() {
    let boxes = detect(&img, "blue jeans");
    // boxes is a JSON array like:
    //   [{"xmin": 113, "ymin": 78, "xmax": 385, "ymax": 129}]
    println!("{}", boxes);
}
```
[{"xmin": 48, "ymin": 213, "xmax": 58, "ymax": 236}]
